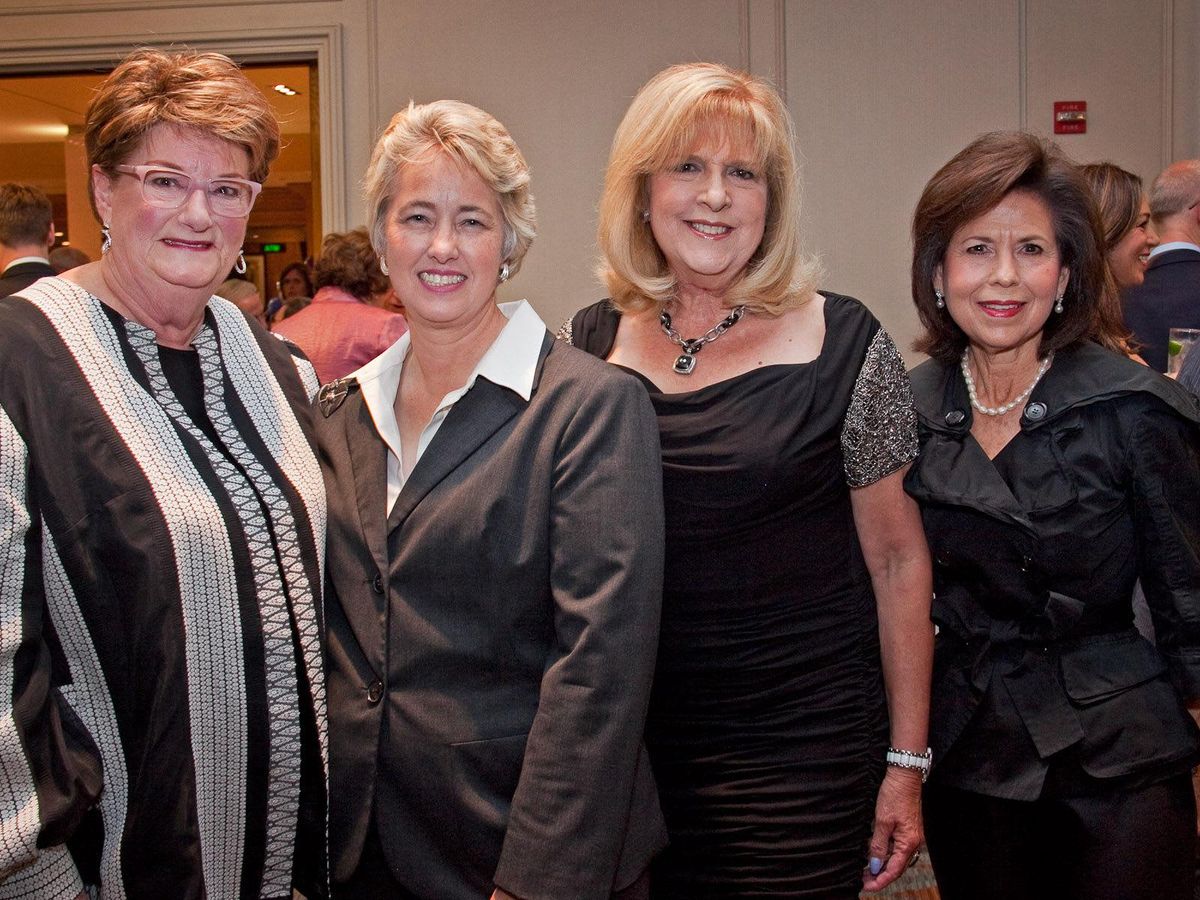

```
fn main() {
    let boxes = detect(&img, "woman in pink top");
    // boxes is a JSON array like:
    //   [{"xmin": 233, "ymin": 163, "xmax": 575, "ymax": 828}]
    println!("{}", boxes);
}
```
[{"xmin": 275, "ymin": 227, "xmax": 408, "ymax": 382}]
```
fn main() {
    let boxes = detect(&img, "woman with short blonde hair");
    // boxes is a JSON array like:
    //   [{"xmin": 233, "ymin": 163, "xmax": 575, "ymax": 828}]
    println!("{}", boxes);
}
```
[{"xmin": 363, "ymin": 99, "xmax": 536, "ymax": 280}]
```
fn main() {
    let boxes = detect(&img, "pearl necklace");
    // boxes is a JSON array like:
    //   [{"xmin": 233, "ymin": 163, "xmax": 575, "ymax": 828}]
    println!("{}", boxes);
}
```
[{"xmin": 960, "ymin": 349, "xmax": 1053, "ymax": 416}]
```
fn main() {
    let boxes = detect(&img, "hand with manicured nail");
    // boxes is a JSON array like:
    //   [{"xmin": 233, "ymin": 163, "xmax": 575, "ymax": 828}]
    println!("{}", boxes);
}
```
[{"xmin": 861, "ymin": 766, "xmax": 924, "ymax": 891}]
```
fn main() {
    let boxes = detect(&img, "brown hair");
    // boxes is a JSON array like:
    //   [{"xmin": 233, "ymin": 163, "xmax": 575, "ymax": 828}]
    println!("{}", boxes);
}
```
[
  {"xmin": 314, "ymin": 228, "xmax": 390, "ymax": 300},
  {"xmin": 1079, "ymin": 162, "xmax": 1142, "ymax": 354},
  {"xmin": 911, "ymin": 131, "xmax": 1113, "ymax": 363},
  {"xmin": 597, "ymin": 62, "xmax": 818, "ymax": 315},
  {"xmin": 84, "ymin": 47, "xmax": 280, "ymax": 218},
  {"xmin": 0, "ymin": 183, "xmax": 53, "ymax": 248}
]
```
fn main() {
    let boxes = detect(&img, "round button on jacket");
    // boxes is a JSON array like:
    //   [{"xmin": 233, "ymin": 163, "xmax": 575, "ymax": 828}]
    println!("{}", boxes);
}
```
[
  {"xmin": 1024, "ymin": 401, "xmax": 1047, "ymax": 421},
  {"xmin": 945, "ymin": 409, "xmax": 966, "ymax": 426},
  {"xmin": 371, "ymin": 572, "xmax": 384, "ymax": 594},
  {"xmin": 366, "ymin": 680, "xmax": 384, "ymax": 704}
]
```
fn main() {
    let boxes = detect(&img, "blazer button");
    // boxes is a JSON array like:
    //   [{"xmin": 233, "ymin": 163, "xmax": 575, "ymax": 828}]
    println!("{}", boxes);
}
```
[
  {"xmin": 366, "ymin": 680, "xmax": 384, "ymax": 704},
  {"xmin": 945, "ymin": 409, "xmax": 966, "ymax": 426},
  {"xmin": 1024, "ymin": 401, "xmax": 1047, "ymax": 421},
  {"xmin": 371, "ymin": 573, "xmax": 384, "ymax": 594}
]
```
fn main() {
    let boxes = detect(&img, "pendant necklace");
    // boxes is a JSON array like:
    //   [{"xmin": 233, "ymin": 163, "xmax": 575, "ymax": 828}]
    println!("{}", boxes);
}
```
[{"xmin": 659, "ymin": 304, "xmax": 747, "ymax": 375}]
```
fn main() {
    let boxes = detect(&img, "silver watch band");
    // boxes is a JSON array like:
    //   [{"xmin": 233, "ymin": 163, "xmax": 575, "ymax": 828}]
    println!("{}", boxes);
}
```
[{"xmin": 886, "ymin": 746, "xmax": 932, "ymax": 782}]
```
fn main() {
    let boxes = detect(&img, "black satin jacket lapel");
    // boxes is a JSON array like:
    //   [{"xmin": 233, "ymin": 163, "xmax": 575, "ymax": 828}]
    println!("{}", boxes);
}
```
[{"xmin": 907, "ymin": 359, "xmax": 1033, "ymax": 529}]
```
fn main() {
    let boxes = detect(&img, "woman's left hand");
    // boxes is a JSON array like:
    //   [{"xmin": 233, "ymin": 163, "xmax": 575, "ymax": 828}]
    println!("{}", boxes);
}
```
[{"xmin": 861, "ymin": 766, "xmax": 924, "ymax": 892}]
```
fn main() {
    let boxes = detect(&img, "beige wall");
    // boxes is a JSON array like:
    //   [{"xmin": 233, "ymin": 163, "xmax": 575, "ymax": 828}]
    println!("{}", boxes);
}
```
[{"xmin": 1, "ymin": 0, "xmax": 1194, "ymax": 356}]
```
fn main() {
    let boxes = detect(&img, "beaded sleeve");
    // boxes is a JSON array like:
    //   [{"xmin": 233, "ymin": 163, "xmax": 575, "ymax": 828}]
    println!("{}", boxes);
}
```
[{"xmin": 841, "ymin": 328, "xmax": 919, "ymax": 487}]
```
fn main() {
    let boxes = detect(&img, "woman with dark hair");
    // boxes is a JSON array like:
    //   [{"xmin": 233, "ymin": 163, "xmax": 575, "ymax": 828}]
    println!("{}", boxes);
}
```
[
  {"xmin": 906, "ymin": 130, "xmax": 1200, "ymax": 900},
  {"xmin": 268, "ymin": 260, "xmax": 314, "ymax": 321},
  {"xmin": 1081, "ymin": 162, "xmax": 1159, "ymax": 290}
]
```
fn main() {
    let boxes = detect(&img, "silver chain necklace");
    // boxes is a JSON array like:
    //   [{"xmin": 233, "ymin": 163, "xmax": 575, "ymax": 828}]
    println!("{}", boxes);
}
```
[
  {"xmin": 659, "ymin": 305, "xmax": 747, "ymax": 375},
  {"xmin": 960, "ymin": 348, "xmax": 1053, "ymax": 416}
]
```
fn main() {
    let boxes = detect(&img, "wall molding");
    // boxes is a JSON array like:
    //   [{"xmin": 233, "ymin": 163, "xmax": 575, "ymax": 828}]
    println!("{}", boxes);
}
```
[
  {"xmin": 0, "ymin": 24, "xmax": 349, "ymax": 232},
  {"xmin": 1018, "ymin": 0, "xmax": 1028, "ymax": 130},
  {"xmin": 743, "ymin": 0, "xmax": 787, "ymax": 97},
  {"xmin": 0, "ymin": 0, "xmax": 331, "ymax": 15},
  {"xmin": 1161, "ymin": 0, "xmax": 1174, "ymax": 167}
]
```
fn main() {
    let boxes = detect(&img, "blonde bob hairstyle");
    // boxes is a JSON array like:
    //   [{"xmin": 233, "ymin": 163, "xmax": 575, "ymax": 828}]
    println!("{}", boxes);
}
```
[
  {"xmin": 597, "ymin": 62, "xmax": 819, "ymax": 315},
  {"xmin": 364, "ymin": 100, "xmax": 536, "ymax": 279},
  {"xmin": 85, "ymin": 47, "xmax": 280, "ymax": 219}
]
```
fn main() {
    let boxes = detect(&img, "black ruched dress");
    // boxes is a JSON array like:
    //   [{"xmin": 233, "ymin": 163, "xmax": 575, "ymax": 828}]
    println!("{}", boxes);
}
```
[{"xmin": 566, "ymin": 292, "xmax": 918, "ymax": 897}]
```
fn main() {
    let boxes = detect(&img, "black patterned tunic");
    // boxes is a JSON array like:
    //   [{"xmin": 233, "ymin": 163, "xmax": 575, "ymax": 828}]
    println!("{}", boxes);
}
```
[{"xmin": 0, "ymin": 278, "xmax": 326, "ymax": 899}]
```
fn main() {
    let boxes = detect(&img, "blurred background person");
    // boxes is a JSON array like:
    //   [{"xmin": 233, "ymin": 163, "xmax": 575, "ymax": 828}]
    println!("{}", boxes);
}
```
[
  {"xmin": 273, "ymin": 227, "xmax": 407, "ymax": 382},
  {"xmin": 1123, "ymin": 159, "xmax": 1200, "ymax": 372},
  {"xmin": 906, "ymin": 131, "xmax": 1200, "ymax": 900},
  {"xmin": 320, "ymin": 99, "xmax": 665, "ymax": 900},
  {"xmin": 267, "ymin": 259, "xmax": 313, "ymax": 321},
  {"xmin": 1081, "ymin": 163, "xmax": 1159, "ymax": 290},
  {"xmin": 564, "ymin": 62, "xmax": 932, "ymax": 897},
  {"xmin": 49, "ymin": 245, "xmax": 91, "ymax": 273},
  {"xmin": 1081, "ymin": 161, "xmax": 1157, "ymax": 362},
  {"xmin": 218, "ymin": 274, "xmax": 266, "ymax": 325},
  {"xmin": 0, "ymin": 182, "xmax": 56, "ymax": 298},
  {"xmin": 0, "ymin": 48, "xmax": 327, "ymax": 897}
]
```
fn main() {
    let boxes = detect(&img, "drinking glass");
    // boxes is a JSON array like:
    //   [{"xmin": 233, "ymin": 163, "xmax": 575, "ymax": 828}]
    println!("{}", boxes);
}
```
[{"xmin": 1167, "ymin": 328, "xmax": 1200, "ymax": 377}]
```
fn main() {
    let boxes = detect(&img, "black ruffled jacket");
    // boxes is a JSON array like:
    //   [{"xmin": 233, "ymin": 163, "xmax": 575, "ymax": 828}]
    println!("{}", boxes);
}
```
[{"xmin": 905, "ymin": 342, "xmax": 1200, "ymax": 799}]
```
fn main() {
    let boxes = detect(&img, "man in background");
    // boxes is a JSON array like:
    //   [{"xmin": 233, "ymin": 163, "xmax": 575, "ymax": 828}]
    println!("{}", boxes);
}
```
[
  {"xmin": 0, "ymin": 183, "xmax": 56, "ymax": 299},
  {"xmin": 49, "ymin": 245, "xmax": 90, "ymax": 273},
  {"xmin": 1123, "ymin": 160, "xmax": 1200, "ymax": 372}
]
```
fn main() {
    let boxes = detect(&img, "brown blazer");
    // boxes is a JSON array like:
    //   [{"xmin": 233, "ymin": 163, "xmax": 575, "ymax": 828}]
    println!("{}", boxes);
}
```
[{"xmin": 316, "ymin": 332, "xmax": 668, "ymax": 900}]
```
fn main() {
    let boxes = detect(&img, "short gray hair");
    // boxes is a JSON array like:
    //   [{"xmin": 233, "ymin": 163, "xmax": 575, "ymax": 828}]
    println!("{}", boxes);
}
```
[
  {"xmin": 363, "ymin": 100, "xmax": 536, "ymax": 277},
  {"xmin": 1149, "ymin": 159, "xmax": 1200, "ymax": 219}
]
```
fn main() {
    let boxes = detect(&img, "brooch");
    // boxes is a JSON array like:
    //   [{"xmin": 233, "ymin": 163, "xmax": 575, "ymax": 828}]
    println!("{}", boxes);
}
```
[{"xmin": 318, "ymin": 377, "xmax": 358, "ymax": 417}]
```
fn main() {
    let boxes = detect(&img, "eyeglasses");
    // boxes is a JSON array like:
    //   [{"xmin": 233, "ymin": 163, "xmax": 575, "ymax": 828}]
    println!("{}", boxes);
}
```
[{"xmin": 115, "ymin": 165, "xmax": 263, "ymax": 217}]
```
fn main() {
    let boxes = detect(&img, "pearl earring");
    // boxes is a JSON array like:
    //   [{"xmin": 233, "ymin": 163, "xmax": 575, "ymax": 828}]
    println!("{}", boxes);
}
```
[{"xmin": 934, "ymin": 290, "xmax": 945, "ymax": 309}]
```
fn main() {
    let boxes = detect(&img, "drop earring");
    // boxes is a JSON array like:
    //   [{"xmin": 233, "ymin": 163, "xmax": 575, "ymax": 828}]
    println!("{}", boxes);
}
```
[
  {"xmin": 101, "ymin": 224, "xmax": 112, "ymax": 255},
  {"xmin": 1054, "ymin": 295, "xmax": 1064, "ymax": 314},
  {"xmin": 934, "ymin": 289, "xmax": 945, "ymax": 309},
  {"xmin": 235, "ymin": 250, "xmax": 247, "ymax": 275}
]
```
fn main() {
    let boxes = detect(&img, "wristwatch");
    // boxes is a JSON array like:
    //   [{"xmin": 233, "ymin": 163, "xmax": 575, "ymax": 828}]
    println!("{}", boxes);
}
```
[{"xmin": 886, "ymin": 746, "xmax": 932, "ymax": 782}]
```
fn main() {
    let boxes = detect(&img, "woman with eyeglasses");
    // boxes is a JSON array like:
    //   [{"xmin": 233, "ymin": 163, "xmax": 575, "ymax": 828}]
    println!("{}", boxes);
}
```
[{"xmin": 0, "ymin": 48, "xmax": 327, "ymax": 898}]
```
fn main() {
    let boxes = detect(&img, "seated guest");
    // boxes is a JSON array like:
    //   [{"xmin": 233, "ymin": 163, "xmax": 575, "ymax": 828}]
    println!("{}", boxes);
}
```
[
  {"xmin": 0, "ymin": 182, "xmax": 56, "ymax": 297},
  {"xmin": 906, "ymin": 131, "xmax": 1200, "ymax": 900},
  {"xmin": 1123, "ymin": 159, "xmax": 1200, "ymax": 371},
  {"xmin": 218, "ymin": 275, "xmax": 266, "ymax": 325},
  {"xmin": 273, "ymin": 227, "xmax": 407, "ymax": 382},
  {"xmin": 319, "ymin": 99, "xmax": 666, "ymax": 900},
  {"xmin": 268, "ymin": 260, "xmax": 313, "ymax": 320},
  {"xmin": 49, "ymin": 245, "xmax": 90, "ymax": 273}
]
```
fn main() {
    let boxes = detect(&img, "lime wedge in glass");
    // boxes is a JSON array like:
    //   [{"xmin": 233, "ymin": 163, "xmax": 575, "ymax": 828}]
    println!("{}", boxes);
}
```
[{"xmin": 1168, "ymin": 339, "xmax": 1183, "ymax": 357}]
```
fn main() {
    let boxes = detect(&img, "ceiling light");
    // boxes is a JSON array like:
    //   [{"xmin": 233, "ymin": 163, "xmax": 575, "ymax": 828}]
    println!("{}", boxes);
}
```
[{"xmin": 273, "ymin": 84, "xmax": 299, "ymax": 97}]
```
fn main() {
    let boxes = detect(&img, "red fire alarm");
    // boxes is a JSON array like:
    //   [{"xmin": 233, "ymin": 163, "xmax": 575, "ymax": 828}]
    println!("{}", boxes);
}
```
[{"xmin": 1054, "ymin": 101, "xmax": 1087, "ymax": 134}]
